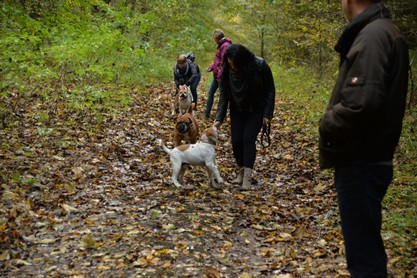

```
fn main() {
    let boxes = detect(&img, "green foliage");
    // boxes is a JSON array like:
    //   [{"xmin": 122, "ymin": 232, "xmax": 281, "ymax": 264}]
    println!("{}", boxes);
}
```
[
  {"xmin": 271, "ymin": 63, "xmax": 333, "ymax": 136},
  {"xmin": 217, "ymin": 0, "xmax": 343, "ymax": 74},
  {"xmin": 0, "ymin": 0, "xmax": 216, "ymax": 123},
  {"xmin": 387, "ymin": 0, "xmax": 417, "ymax": 47}
]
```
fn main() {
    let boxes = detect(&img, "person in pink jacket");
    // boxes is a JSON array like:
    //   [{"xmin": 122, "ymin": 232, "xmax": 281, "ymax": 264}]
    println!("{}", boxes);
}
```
[{"xmin": 204, "ymin": 29, "xmax": 232, "ymax": 119}]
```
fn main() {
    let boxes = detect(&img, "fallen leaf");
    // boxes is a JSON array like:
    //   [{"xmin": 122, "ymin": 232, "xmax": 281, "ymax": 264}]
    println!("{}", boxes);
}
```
[
  {"xmin": 0, "ymin": 250, "xmax": 10, "ymax": 261},
  {"xmin": 61, "ymin": 204, "xmax": 78, "ymax": 212}
]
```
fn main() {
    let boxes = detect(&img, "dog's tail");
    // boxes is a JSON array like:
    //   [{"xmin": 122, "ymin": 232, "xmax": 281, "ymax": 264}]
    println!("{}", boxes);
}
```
[{"xmin": 159, "ymin": 139, "xmax": 171, "ymax": 154}]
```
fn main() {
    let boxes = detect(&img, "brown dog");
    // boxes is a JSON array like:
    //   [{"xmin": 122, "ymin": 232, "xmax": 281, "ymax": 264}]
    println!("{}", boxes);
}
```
[
  {"xmin": 173, "ymin": 110, "xmax": 199, "ymax": 146},
  {"xmin": 173, "ymin": 85, "xmax": 195, "ymax": 115}
]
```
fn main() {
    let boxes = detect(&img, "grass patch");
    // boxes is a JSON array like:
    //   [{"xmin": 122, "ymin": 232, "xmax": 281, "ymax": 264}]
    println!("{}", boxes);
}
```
[{"xmin": 271, "ymin": 63, "xmax": 334, "ymax": 141}]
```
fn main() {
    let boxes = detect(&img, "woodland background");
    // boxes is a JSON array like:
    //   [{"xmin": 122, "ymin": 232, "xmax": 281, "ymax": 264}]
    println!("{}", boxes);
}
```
[{"xmin": 1, "ymin": 0, "xmax": 416, "ymax": 277}]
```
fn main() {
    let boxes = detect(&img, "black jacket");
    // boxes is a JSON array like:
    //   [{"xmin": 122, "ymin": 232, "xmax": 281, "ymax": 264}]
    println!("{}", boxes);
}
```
[
  {"xmin": 319, "ymin": 3, "xmax": 409, "ymax": 169},
  {"xmin": 215, "ymin": 57, "xmax": 275, "ymax": 122}
]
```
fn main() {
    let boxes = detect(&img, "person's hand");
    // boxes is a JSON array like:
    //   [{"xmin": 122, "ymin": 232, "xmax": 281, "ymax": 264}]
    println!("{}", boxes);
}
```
[
  {"xmin": 207, "ymin": 66, "xmax": 212, "ymax": 72},
  {"xmin": 263, "ymin": 118, "xmax": 271, "ymax": 125},
  {"xmin": 213, "ymin": 121, "xmax": 222, "ymax": 129}
]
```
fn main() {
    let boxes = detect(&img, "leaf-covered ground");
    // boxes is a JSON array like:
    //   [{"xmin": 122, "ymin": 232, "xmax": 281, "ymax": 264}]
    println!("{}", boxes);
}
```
[{"xmin": 1, "ymin": 82, "xmax": 415, "ymax": 277}]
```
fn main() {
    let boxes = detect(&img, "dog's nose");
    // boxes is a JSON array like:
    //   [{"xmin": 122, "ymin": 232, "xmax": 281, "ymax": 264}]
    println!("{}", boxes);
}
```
[{"xmin": 177, "ymin": 123, "xmax": 189, "ymax": 134}]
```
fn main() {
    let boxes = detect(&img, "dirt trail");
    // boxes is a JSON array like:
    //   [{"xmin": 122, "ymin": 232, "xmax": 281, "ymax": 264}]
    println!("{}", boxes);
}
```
[{"xmin": 1, "ymin": 83, "xmax": 352, "ymax": 277}]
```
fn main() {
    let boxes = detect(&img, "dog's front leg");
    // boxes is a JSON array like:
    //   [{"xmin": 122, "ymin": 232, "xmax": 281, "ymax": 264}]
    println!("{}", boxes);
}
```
[
  {"xmin": 206, "ymin": 166, "xmax": 216, "ymax": 187},
  {"xmin": 172, "ymin": 98, "xmax": 179, "ymax": 115},
  {"xmin": 207, "ymin": 162, "xmax": 224, "ymax": 183},
  {"xmin": 206, "ymin": 163, "xmax": 224, "ymax": 186}
]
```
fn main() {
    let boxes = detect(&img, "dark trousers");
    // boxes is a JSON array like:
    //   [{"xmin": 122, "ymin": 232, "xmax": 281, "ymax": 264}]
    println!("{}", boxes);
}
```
[
  {"xmin": 230, "ymin": 109, "xmax": 263, "ymax": 169},
  {"xmin": 335, "ymin": 164, "xmax": 393, "ymax": 278},
  {"xmin": 189, "ymin": 73, "xmax": 201, "ymax": 106},
  {"xmin": 204, "ymin": 78, "xmax": 219, "ymax": 117}
]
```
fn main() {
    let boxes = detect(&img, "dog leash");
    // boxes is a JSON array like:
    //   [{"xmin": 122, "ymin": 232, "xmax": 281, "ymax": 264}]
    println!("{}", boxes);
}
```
[{"xmin": 261, "ymin": 123, "xmax": 271, "ymax": 148}]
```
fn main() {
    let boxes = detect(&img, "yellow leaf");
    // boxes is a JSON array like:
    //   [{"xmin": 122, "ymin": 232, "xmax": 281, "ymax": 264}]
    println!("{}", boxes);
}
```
[
  {"xmin": 98, "ymin": 265, "xmax": 111, "ymax": 270},
  {"xmin": 133, "ymin": 258, "xmax": 147, "ymax": 267},
  {"xmin": 155, "ymin": 249, "xmax": 171, "ymax": 256},
  {"xmin": 283, "ymin": 154, "xmax": 293, "ymax": 160},
  {"xmin": 162, "ymin": 260, "xmax": 172, "ymax": 268},
  {"xmin": 293, "ymin": 225, "xmax": 308, "ymax": 238},
  {"xmin": 205, "ymin": 266, "xmax": 221, "ymax": 278},
  {"xmin": 2, "ymin": 190, "xmax": 16, "ymax": 200},
  {"xmin": 194, "ymin": 229, "xmax": 203, "ymax": 235},
  {"xmin": 15, "ymin": 259, "xmax": 32, "ymax": 266},
  {"xmin": 82, "ymin": 234, "xmax": 97, "ymax": 249},
  {"xmin": 277, "ymin": 232, "xmax": 293, "ymax": 241},
  {"xmin": 0, "ymin": 250, "xmax": 10, "ymax": 261},
  {"xmin": 234, "ymin": 193, "xmax": 245, "ymax": 200},
  {"xmin": 251, "ymin": 224, "xmax": 264, "ymax": 230},
  {"xmin": 313, "ymin": 183, "xmax": 327, "ymax": 193},
  {"xmin": 61, "ymin": 204, "xmax": 78, "ymax": 212},
  {"xmin": 39, "ymin": 238, "xmax": 56, "ymax": 244}
]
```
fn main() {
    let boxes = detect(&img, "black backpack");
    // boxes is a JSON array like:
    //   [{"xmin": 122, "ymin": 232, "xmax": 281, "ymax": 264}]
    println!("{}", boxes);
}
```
[
  {"xmin": 185, "ymin": 52, "xmax": 200, "ymax": 73},
  {"xmin": 185, "ymin": 52, "xmax": 196, "ymax": 63}
]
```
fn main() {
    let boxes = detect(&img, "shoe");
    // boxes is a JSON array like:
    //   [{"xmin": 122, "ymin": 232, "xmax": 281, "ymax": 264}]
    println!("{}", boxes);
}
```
[
  {"xmin": 231, "ymin": 167, "xmax": 244, "ymax": 185},
  {"xmin": 241, "ymin": 167, "xmax": 253, "ymax": 190}
]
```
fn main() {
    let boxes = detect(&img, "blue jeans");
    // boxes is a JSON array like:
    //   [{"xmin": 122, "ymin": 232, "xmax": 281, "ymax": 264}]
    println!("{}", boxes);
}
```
[
  {"xmin": 335, "ymin": 164, "xmax": 393, "ymax": 278},
  {"xmin": 204, "ymin": 78, "xmax": 219, "ymax": 118}
]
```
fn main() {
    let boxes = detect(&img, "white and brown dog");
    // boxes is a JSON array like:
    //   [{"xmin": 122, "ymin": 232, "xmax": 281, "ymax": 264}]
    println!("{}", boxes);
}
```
[
  {"xmin": 174, "ymin": 110, "xmax": 199, "ymax": 147},
  {"xmin": 173, "ymin": 85, "xmax": 195, "ymax": 115},
  {"xmin": 160, "ymin": 126, "xmax": 223, "ymax": 188}
]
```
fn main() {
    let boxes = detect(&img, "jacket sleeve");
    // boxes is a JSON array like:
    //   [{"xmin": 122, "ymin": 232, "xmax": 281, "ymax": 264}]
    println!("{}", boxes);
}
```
[
  {"xmin": 215, "ymin": 80, "xmax": 229, "ymax": 123},
  {"xmin": 216, "ymin": 43, "xmax": 229, "ymax": 78},
  {"xmin": 262, "ymin": 61, "xmax": 276, "ymax": 119},
  {"xmin": 185, "ymin": 63, "xmax": 198, "ymax": 86},
  {"xmin": 319, "ymin": 31, "xmax": 388, "ymax": 142},
  {"xmin": 173, "ymin": 64, "xmax": 180, "ymax": 87}
]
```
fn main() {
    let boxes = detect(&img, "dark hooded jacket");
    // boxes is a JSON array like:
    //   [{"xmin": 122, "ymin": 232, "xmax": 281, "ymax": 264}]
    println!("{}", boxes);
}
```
[
  {"xmin": 174, "ymin": 60, "xmax": 200, "ymax": 87},
  {"xmin": 319, "ymin": 3, "xmax": 409, "ymax": 169},
  {"xmin": 216, "ymin": 57, "xmax": 275, "ymax": 122}
]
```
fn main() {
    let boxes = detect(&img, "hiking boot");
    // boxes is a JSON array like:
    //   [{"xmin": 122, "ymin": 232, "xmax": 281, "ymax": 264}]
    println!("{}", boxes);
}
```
[{"xmin": 241, "ymin": 167, "xmax": 253, "ymax": 190}]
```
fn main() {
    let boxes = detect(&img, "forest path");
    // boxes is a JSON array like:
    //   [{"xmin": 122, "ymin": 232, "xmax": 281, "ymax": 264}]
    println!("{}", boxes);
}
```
[{"xmin": 2, "ymin": 82, "xmax": 351, "ymax": 277}]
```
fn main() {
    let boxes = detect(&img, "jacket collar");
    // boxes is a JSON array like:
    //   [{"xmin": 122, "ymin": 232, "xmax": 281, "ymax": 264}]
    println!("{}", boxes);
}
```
[
  {"xmin": 217, "ymin": 37, "xmax": 232, "ymax": 48},
  {"xmin": 335, "ymin": 3, "xmax": 390, "ymax": 63}
]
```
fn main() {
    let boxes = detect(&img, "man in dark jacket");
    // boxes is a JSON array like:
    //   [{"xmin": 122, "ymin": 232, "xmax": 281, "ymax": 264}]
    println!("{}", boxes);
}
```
[
  {"xmin": 174, "ymin": 54, "xmax": 201, "ymax": 108},
  {"xmin": 319, "ymin": 0, "xmax": 409, "ymax": 276},
  {"xmin": 204, "ymin": 29, "xmax": 232, "ymax": 119}
]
